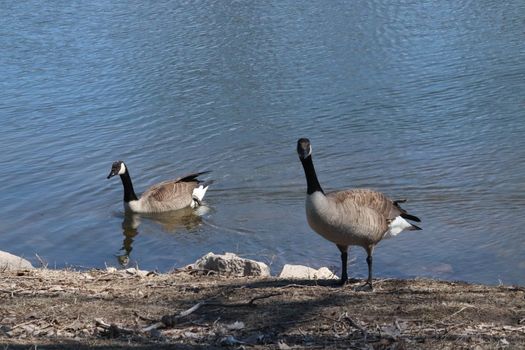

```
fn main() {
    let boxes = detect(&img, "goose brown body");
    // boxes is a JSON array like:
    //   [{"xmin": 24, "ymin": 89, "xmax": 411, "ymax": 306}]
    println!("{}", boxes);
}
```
[
  {"xmin": 307, "ymin": 189, "xmax": 408, "ymax": 247},
  {"xmin": 130, "ymin": 173, "xmax": 209, "ymax": 213},
  {"xmin": 107, "ymin": 161, "xmax": 211, "ymax": 214}
]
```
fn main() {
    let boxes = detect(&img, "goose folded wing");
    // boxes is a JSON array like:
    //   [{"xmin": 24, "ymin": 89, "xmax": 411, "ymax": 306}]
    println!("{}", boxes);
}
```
[
  {"xmin": 326, "ymin": 189, "xmax": 405, "ymax": 222},
  {"xmin": 142, "ymin": 179, "xmax": 198, "ymax": 203},
  {"xmin": 328, "ymin": 189, "xmax": 421, "ymax": 224}
]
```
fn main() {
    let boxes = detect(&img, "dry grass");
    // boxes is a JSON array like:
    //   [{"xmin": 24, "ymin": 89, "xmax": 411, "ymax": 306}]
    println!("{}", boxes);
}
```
[{"xmin": 0, "ymin": 268, "xmax": 524, "ymax": 349}]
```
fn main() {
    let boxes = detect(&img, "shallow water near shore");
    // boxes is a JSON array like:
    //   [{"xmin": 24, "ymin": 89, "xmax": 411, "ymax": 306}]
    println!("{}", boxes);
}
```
[{"xmin": 1, "ymin": 1, "xmax": 524, "ymax": 285}]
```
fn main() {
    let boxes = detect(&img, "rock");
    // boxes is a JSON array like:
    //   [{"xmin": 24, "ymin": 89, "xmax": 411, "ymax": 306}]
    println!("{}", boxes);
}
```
[
  {"xmin": 278, "ymin": 341, "xmax": 293, "ymax": 349},
  {"xmin": 278, "ymin": 264, "xmax": 338, "ymax": 280},
  {"xmin": 226, "ymin": 321, "xmax": 245, "ymax": 330},
  {"xmin": 124, "ymin": 267, "xmax": 150, "ymax": 277},
  {"xmin": 192, "ymin": 252, "xmax": 270, "ymax": 277},
  {"xmin": 218, "ymin": 335, "xmax": 245, "ymax": 346},
  {"xmin": 0, "ymin": 251, "xmax": 34, "ymax": 271}
]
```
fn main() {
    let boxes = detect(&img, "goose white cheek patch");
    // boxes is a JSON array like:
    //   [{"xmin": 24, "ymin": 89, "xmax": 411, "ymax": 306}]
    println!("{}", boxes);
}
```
[
  {"xmin": 306, "ymin": 146, "xmax": 312, "ymax": 158},
  {"xmin": 118, "ymin": 163, "xmax": 126, "ymax": 175}
]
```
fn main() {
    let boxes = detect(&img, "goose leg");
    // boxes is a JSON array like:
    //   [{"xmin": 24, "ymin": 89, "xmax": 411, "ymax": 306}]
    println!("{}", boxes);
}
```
[
  {"xmin": 355, "ymin": 246, "xmax": 375, "ymax": 291},
  {"xmin": 359, "ymin": 245, "xmax": 374, "ymax": 291},
  {"xmin": 366, "ymin": 254, "xmax": 373, "ymax": 288},
  {"xmin": 336, "ymin": 244, "xmax": 349, "ymax": 285}
]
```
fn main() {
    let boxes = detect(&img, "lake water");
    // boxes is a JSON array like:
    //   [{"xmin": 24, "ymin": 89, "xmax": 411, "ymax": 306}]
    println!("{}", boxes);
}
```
[{"xmin": 1, "ymin": 1, "xmax": 524, "ymax": 285}]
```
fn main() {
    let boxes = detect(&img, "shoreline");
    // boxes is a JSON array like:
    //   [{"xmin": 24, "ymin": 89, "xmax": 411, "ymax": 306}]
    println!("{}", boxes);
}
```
[{"xmin": 0, "ymin": 266, "xmax": 524, "ymax": 349}]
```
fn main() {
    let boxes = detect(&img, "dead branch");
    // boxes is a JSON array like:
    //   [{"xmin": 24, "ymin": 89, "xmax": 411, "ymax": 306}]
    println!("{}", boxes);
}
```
[
  {"xmin": 95, "ymin": 318, "xmax": 135, "ymax": 338},
  {"xmin": 160, "ymin": 301, "xmax": 206, "ymax": 328},
  {"xmin": 35, "ymin": 253, "xmax": 48, "ymax": 268},
  {"xmin": 207, "ymin": 292, "xmax": 282, "ymax": 308},
  {"xmin": 342, "ymin": 312, "xmax": 368, "ymax": 341},
  {"xmin": 142, "ymin": 301, "xmax": 206, "ymax": 331},
  {"xmin": 133, "ymin": 311, "xmax": 157, "ymax": 322},
  {"xmin": 0, "ymin": 289, "xmax": 25, "ymax": 297},
  {"xmin": 441, "ymin": 305, "xmax": 472, "ymax": 323},
  {"xmin": 143, "ymin": 293, "xmax": 282, "ymax": 331},
  {"xmin": 280, "ymin": 283, "xmax": 311, "ymax": 289}
]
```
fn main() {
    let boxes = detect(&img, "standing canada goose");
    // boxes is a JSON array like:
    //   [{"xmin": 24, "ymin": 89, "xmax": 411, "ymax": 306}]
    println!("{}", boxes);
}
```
[
  {"xmin": 297, "ymin": 138, "xmax": 421, "ymax": 288},
  {"xmin": 107, "ymin": 160, "xmax": 212, "ymax": 213}
]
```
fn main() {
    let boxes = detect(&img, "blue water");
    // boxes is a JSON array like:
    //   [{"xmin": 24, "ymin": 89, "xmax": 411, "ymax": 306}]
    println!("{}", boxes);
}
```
[{"xmin": 1, "ymin": 1, "xmax": 524, "ymax": 285}]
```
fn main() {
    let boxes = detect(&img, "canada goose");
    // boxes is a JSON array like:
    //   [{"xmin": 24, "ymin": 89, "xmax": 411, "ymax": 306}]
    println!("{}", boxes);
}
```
[
  {"xmin": 296, "ymin": 138, "xmax": 421, "ymax": 288},
  {"xmin": 107, "ymin": 160, "xmax": 212, "ymax": 213}
]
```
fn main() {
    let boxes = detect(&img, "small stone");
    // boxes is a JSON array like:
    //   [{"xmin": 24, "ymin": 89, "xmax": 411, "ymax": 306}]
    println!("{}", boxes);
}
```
[
  {"xmin": 278, "ymin": 340, "xmax": 292, "ymax": 349},
  {"xmin": 184, "ymin": 331, "xmax": 201, "ymax": 339},
  {"xmin": 124, "ymin": 267, "xmax": 149, "ymax": 277},
  {"xmin": 192, "ymin": 252, "xmax": 270, "ymax": 277},
  {"xmin": 278, "ymin": 264, "xmax": 338, "ymax": 280},
  {"xmin": 49, "ymin": 286, "xmax": 64, "ymax": 292},
  {"xmin": 226, "ymin": 321, "xmax": 245, "ymax": 330}
]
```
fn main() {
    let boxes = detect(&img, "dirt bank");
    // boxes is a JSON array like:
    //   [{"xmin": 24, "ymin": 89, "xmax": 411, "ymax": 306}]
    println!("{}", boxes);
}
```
[{"xmin": 0, "ymin": 268, "xmax": 524, "ymax": 349}]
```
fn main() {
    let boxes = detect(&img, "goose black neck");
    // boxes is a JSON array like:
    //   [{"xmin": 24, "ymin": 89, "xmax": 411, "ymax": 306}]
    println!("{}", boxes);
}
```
[
  {"xmin": 300, "ymin": 156, "xmax": 324, "ymax": 195},
  {"xmin": 119, "ymin": 171, "xmax": 138, "ymax": 202}
]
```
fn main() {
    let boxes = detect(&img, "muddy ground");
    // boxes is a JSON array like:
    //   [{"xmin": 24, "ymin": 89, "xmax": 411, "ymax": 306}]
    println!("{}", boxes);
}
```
[{"xmin": 0, "ymin": 268, "xmax": 524, "ymax": 349}]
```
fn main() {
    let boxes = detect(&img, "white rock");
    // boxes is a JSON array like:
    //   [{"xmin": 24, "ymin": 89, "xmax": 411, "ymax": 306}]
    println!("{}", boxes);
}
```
[
  {"xmin": 124, "ymin": 267, "xmax": 149, "ymax": 277},
  {"xmin": 226, "ymin": 321, "xmax": 245, "ymax": 330},
  {"xmin": 0, "ymin": 251, "xmax": 34, "ymax": 270},
  {"xmin": 278, "ymin": 264, "xmax": 338, "ymax": 280},
  {"xmin": 192, "ymin": 252, "xmax": 270, "ymax": 277}
]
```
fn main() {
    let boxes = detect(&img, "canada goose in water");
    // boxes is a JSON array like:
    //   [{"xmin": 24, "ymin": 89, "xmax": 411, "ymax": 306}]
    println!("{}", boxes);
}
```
[
  {"xmin": 296, "ymin": 138, "xmax": 421, "ymax": 288},
  {"xmin": 107, "ymin": 160, "xmax": 212, "ymax": 213}
]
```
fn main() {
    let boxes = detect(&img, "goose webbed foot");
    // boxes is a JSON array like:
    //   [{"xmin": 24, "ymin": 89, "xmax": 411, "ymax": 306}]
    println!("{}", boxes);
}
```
[{"xmin": 355, "ymin": 280, "xmax": 374, "ymax": 291}]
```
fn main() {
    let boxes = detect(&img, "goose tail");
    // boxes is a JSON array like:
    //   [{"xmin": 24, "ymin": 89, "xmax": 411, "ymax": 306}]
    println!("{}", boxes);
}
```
[
  {"xmin": 401, "ymin": 212, "xmax": 421, "ymax": 223},
  {"xmin": 191, "ymin": 180, "xmax": 213, "ymax": 206},
  {"xmin": 394, "ymin": 199, "xmax": 421, "ymax": 223},
  {"xmin": 407, "ymin": 223, "xmax": 422, "ymax": 231}
]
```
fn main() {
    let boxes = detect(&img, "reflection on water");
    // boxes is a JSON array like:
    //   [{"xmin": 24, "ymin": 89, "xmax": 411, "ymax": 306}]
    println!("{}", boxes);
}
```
[
  {"xmin": 118, "ymin": 212, "xmax": 140, "ymax": 266},
  {"xmin": 117, "ymin": 207, "xmax": 208, "ymax": 267}
]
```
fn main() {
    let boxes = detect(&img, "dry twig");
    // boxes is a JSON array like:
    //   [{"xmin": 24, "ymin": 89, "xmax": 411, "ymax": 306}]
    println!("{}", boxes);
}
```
[
  {"xmin": 95, "ymin": 318, "xmax": 135, "ymax": 338},
  {"xmin": 143, "ymin": 293, "xmax": 282, "ymax": 331}
]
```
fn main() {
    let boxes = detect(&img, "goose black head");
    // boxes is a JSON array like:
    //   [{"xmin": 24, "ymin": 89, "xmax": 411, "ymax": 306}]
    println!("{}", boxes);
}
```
[
  {"xmin": 297, "ymin": 138, "xmax": 312, "ymax": 160},
  {"xmin": 107, "ymin": 160, "xmax": 126, "ymax": 179}
]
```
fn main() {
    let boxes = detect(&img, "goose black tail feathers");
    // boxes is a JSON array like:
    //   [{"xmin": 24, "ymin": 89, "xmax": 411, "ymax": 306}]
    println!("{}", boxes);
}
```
[
  {"xmin": 201, "ymin": 179, "xmax": 214, "ymax": 188},
  {"xmin": 179, "ymin": 171, "xmax": 212, "ymax": 183},
  {"xmin": 394, "ymin": 199, "xmax": 421, "ymax": 223},
  {"xmin": 401, "ymin": 212, "xmax": 421, "ymax": 223}
]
